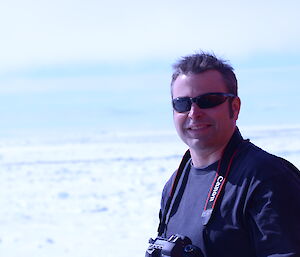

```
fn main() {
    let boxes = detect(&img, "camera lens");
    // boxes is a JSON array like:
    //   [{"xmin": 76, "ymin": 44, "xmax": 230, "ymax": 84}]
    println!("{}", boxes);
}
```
[{"xmin": 183, "ymin": 245, "xmax": 204, "ymax": 257}]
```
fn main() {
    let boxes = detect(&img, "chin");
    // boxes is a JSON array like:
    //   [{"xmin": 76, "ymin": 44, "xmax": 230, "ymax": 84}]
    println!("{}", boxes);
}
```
[{"xmin": 185, "ymin": 138, "xmax": 207, "ymax": 149}]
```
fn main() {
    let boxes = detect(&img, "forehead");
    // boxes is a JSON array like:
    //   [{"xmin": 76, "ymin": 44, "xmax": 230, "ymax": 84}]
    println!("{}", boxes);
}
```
[{"xmin": 172, "ymin": 70, "xmax": 227, "ymax": 98}]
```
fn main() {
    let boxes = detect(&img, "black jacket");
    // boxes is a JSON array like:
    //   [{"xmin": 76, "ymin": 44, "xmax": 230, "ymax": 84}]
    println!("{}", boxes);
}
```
[{"xmin": 159, "ymin": 128, "xmax": 300, "ymax": 257}]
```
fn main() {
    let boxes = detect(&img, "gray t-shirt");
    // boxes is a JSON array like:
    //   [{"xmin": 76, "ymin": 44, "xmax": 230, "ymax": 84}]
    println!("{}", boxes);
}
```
[{"xmin": 164, "ymin": 161, "xmax": 218, "ymax": 248}]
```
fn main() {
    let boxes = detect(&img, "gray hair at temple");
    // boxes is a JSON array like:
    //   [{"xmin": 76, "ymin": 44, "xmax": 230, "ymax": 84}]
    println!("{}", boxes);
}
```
[{"xmin": 171, "ymin": 52, "xmax": 238, "ymax": 96}]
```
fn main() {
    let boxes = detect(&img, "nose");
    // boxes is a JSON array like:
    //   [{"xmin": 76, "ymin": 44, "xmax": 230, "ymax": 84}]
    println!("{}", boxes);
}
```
[{"xmin": 188, "ymin": 103, "xmax": 205, "ymax": 119}]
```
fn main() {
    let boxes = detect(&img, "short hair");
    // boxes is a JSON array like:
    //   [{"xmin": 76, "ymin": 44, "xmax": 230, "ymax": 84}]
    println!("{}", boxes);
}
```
[{"xmin": 171, "ymin": 51, "xmax": 238, "ymax": 96}]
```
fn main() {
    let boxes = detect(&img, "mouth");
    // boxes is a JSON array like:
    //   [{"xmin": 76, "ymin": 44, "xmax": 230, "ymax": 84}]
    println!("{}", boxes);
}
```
[{"xmin": 187, "ymin": 123, "xmax": 211, "ymax": 130}]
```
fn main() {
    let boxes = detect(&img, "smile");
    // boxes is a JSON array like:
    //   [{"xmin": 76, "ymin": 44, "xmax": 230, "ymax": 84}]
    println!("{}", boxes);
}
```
[{"xmin": 188, "ymin": 124, "xmax": 211, "ymax": 130}]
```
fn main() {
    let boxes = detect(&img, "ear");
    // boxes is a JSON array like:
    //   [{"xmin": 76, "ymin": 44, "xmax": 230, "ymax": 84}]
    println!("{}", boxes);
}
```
[{"xmin": 232, "ymin": 97, "xmax": 241, "ymax": 120}]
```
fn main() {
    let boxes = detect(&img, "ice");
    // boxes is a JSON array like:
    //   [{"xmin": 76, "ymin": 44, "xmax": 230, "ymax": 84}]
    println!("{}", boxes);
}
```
[{"xmin": 0, "ymin": 126, "xmax": 299, "ymax": 257}]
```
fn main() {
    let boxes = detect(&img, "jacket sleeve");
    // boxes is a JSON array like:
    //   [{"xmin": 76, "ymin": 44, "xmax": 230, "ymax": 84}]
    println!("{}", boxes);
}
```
[{"xmin": 246, "ymin": 159, "xmax": 300, "ymax": 257}]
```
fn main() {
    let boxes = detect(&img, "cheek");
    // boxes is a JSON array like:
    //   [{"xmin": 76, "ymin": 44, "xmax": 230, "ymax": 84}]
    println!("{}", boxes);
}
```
[
  {"xmin": 173, "ymin": 113, "xmax": 186, "ymax": 129},
  {"xmin": 216, "ymin": 109, "xmax": 235, "ymax": 128},
  {"xmin": 207, "ymin": 107, "xmax": 231, "ymax": 125}
]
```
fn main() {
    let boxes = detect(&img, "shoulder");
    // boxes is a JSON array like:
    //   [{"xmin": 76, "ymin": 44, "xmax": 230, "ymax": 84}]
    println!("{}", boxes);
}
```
[
  {"xmin": 162, "ymin": 150, "xmax": 192, "ymax": 200},
  {"xmin": 238, "ymin": 142, "xmax": 299, "ymax": 172},
  {"xmin": 162, "ymin": 169, "xmax": 178, "ymax": 199},
  {"xmin": 238, "ymin": 141, "xmax": 299, "ymax": 179}
]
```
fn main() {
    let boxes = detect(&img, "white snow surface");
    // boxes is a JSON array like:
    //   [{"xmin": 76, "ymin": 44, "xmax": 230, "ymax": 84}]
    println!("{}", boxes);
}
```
[{"xmin": 0, "ymin": 126, "xmax": 300, "ymax": 257}]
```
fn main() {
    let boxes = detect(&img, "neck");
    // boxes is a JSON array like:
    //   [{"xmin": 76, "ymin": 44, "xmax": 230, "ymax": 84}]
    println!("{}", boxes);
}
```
[{"xmin": 190, "ymin": 145, "xmax": 225, "ymax": 168}]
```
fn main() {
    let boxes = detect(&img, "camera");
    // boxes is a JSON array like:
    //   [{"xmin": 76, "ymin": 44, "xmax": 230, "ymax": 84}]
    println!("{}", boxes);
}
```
[{"xmin": 145, "ymin": 234, "xmax": 204, "ymax": 257}]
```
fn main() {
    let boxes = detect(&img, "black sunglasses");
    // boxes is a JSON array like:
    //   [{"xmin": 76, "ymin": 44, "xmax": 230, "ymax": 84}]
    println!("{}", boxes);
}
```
[{"xmin": 172, "ymin": 92, "xmax": 235, "ymax": 113}]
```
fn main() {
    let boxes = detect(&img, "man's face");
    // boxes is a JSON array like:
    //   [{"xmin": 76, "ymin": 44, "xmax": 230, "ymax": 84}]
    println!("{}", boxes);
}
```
[{"xmin": 172, "ymin": 70, "xmax": 240, "ymax": 152}]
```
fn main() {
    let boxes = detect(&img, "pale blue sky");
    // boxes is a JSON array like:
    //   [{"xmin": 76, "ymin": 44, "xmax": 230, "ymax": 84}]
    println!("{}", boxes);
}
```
[{"xmin": 0, "ymin": 0, "xmax": 300, "ymax": 135}]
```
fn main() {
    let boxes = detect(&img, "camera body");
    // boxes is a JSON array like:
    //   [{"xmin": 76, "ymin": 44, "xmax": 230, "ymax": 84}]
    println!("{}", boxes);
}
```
[{"xmin": 145, "ymin": 234, "xmax": 204, "ymax": 257}]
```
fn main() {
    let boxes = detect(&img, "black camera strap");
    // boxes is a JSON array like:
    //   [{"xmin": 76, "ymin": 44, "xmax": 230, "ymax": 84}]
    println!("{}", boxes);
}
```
[
  {"xmin": 164, "ymin": 157, "xmax": 192, "ymax": 231},
  {"xmin": 158, "ymin": 130, "xmax": 248, "ymax": 235},
  {"xmin": 158, "ymin": 150, "xmax": 191, "ymax": 236}
]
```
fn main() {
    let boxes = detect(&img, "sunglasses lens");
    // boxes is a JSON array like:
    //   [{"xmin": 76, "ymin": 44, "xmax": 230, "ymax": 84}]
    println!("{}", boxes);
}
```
[
  {"xmin": 173, "ymin": 98, "xmax": 191, "ymax": 113},
  {"xmin": 173, "ymin": 93, "xmax": 233, "ymax": 112},
  {"xmin": 196, "ymin": 94, "xmax": 227, "ymax": 108}
]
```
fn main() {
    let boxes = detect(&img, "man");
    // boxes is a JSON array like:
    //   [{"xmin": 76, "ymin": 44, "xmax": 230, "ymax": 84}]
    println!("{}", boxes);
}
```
[{"xmin": 157, "ymin": 52, "xmax": 300, "ymax": 257}]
